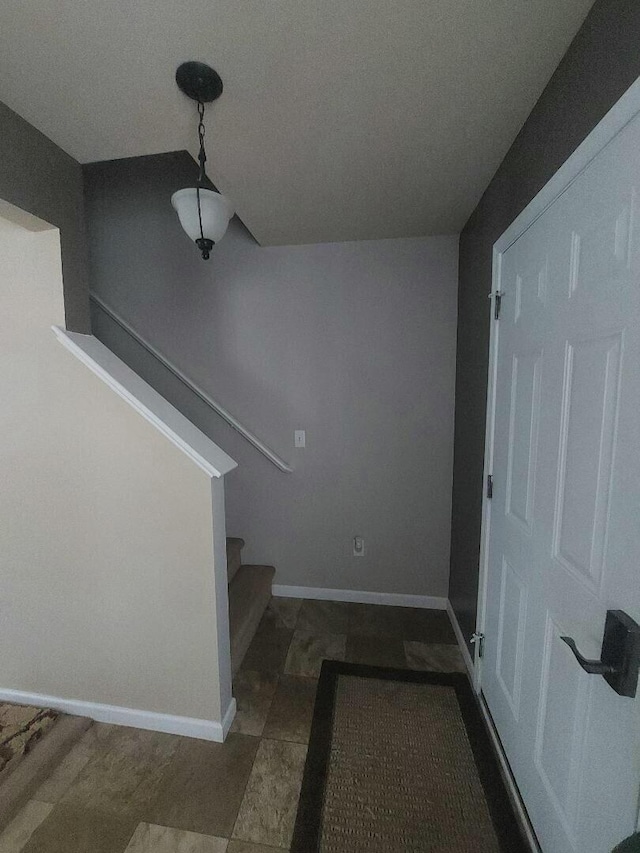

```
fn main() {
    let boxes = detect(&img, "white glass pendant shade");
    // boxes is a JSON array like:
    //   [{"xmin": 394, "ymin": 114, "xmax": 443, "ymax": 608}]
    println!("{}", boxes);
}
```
[{"xmin": 171, "ymin": 188, "xmax": 234, "ymax": 246}]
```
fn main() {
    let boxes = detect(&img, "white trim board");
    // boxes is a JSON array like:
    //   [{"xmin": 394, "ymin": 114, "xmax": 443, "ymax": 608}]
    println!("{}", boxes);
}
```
[
  {"xmin": 52, "ymin": 327, "xmax": 237, "ymax": 479},
  {"xmin": 0, "ymin": 688, "xmax": 236, "ymax": 743},
  {"xmin": 90, "ymin": 294, "xmax": 293, "ymax": 474},
  {"xmin": 445, "ymin": 600, "xmax": 475, "ymax": 679},
  {"xmin": 494, "ymin": 76, "xmax": 640, "ymax": 255},
  {"xmin": 272, "ymin": 584, "xmax": 447, "ymax": 610},
  {"xmin": 0, "ymin": 198, "xmax": 54, "ymax": 232}
]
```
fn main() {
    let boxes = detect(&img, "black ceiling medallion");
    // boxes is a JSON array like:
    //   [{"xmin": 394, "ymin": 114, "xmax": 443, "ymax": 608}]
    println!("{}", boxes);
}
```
[{"xmin": 175, "ymin": 61, "xmax": 223, "ymax": 104}]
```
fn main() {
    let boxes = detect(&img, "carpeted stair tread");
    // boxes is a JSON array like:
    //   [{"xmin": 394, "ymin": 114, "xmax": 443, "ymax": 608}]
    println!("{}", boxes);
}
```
[
  {"xmin": 226, "ymin": 537, "xmax": 245, "ymax": 585},
  {"xmin": 228, "ymin": 564, "xmax": 275, "ymax": 674}
]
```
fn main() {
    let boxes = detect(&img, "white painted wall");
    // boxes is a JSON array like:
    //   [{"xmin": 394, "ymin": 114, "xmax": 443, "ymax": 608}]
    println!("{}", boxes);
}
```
[
  {"xmin": 0, "ymin": 212, "xmax": 231, "ymax": 733},
  {"xmin": 88, "ymin": 153, "xmax": 458, "ymax": 599}
]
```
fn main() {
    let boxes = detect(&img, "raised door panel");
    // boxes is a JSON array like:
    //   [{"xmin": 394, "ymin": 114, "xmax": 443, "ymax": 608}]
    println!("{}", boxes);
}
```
[
  {"xmin": 505, "ymin": 350, "xmax": 542, "ymax": 535},
  {"xmin": 495, "ymin": 557, "xmax": 527, "ymax": 721},
  {"xmin": 532, "ymin": 613, "xmax": 591, "ymax": 850},
  {"xmin": 552, "ymin": 333, "xmax": 622, "ymax": 592},
  {"xmin": 568, "ymin": 189, "xmax": 636, "ymax": 298},
  {"xmin": 515, "ymin": 257, "xmax": 548, "ymax": 323}
]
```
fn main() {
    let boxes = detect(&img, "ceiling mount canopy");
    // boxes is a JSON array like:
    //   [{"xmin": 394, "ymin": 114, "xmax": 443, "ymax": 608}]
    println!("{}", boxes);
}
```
[
  {"xmin": 171, "ymin": 61, "xmax": 234, "ymax": 260},
  {"xmin": 175, "ymin": 61, "xmax": 224, "ymax": 103}
]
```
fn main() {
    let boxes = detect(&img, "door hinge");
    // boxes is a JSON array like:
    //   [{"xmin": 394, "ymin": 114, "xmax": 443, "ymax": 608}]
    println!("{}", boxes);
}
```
[
  {"xmin": 494, "ymin": 290, "xmax": 502, "ymax": 320},
  {"xmin": 487, "ymin": 474, "xmax": 494, "ymax": 499},
  {"xmin": 471, "ymin": 632, "xmax": 485, "ymax": 658}
]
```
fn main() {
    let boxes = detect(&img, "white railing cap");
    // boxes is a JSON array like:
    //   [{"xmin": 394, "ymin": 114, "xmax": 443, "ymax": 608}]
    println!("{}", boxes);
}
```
[{"xmin": 53, "ymin": 326, "xmax": 238, "ymax": 479}]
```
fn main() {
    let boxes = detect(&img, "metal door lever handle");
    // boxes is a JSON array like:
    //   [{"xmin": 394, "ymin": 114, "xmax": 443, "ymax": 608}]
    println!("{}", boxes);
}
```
[
  {"xmin": 560, "ymin": 637, "xmax": 616, "ymax": 675},
  {"xmin": 559, "ymin": 610, "xmax": 640, "ymax": 698}
]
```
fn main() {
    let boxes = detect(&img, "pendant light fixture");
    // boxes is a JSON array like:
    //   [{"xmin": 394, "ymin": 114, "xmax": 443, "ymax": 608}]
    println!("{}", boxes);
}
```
[{"xmin": 171, "ymin": 61, "xmax": 234, "ymax": 259}]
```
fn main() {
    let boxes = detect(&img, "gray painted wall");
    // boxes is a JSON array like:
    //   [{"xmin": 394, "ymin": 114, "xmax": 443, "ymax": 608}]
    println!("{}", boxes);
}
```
[
  {"xmin": 84, "ymin": 152, "xmax": 459, "ymax": 598},
  {"xmin": 449, "ymin": 0, "xmax": 640, "ymax": 647},
  {"xmin": 0, "ymin": 100, "xmax": 90, "ymax": 332}
]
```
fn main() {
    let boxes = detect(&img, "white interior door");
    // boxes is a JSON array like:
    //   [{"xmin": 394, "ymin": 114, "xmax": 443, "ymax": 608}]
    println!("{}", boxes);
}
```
[{"xmin": 482, "ymin": 108, "xmax": 640, "ymax": 853}]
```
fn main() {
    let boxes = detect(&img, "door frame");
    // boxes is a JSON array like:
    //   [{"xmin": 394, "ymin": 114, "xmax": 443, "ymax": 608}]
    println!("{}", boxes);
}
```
[{"xmin": 471, "ymin": 75, "xmax": 640, "ymax": 843}]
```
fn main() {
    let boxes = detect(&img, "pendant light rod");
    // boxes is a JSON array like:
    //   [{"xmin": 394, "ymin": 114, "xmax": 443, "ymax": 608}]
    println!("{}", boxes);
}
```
[{"xmin": 195, "ymin": 99, "xmax": 210, "ymax": 258}]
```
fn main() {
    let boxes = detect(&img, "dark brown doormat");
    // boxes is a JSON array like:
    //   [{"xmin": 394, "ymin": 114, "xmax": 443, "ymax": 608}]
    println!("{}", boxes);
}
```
[{"xmin": 291, "ymin": 661, "xmax": 527, "ymax": 853}]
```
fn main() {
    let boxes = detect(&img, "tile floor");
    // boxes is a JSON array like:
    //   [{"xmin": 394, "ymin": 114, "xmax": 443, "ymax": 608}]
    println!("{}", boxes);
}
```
[{"xmin": 0, "ymin": 598, "xmax": 463, "ymax": 853}]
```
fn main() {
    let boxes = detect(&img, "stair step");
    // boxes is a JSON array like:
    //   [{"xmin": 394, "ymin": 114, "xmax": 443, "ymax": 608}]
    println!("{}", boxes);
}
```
[
  {"xmin": 226, "ymin": 537, "xmax": 245, "ymax": 585},
  {"xmin": 228, "ymin": 564, "xmax": 275, "ymax": 675}
]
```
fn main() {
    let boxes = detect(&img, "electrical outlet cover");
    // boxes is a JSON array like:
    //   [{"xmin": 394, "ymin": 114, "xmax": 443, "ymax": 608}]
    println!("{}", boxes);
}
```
[{"xmin": 353, "ymin": 536, "xmax": 365, "ymax": 556}]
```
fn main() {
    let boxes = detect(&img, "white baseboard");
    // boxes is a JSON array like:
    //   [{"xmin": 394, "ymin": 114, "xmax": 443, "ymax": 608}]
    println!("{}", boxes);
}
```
[
  {"xmin": 272, "ymin": 584, "xmax": 447, "ymax": 610},
  {"xmin": 221, "ymin": 697, "xmax": 237, "ymax": 738},
  {"xmin": 0, "ymin": 688, "xmax": 236, "ymax": 744},
  {"xmin": 446, "ymin": 600, "xmax": 475, "ymax": 677}
]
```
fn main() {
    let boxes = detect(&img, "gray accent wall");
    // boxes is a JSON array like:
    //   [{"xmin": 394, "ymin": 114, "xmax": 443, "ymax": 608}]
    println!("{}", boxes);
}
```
[
  {"xmin": 84, "ymin": 152, "xmax": 459, "ymax": 598},
  {"xmin": 0, "ymin": 101, "xmax": 90, "ymax": 332},
  {"xmin": 449, "ymin": 0, "xmax": 640, "ymax": 647}
]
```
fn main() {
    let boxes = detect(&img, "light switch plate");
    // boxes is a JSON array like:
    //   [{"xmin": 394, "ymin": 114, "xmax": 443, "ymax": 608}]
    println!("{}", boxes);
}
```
[{"xmin": 294, "ymin": 430, "xmax": 306, "ymax": 448}]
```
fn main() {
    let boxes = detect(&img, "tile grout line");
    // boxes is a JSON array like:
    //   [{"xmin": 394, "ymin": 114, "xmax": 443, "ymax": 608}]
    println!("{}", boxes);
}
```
[
  {"xmin": 229, "ymin": 604, "xmax": 304, "ymax": 849},
  {"xmin": 229, "ymin": 623, "xmax": 294, "ymax": 844}
]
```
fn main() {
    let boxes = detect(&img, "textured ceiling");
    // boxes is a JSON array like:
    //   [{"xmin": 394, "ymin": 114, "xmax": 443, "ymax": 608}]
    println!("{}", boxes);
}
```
[{"xmin": 0, "ymin": 0, "xmax": 592, "ymax": 245}]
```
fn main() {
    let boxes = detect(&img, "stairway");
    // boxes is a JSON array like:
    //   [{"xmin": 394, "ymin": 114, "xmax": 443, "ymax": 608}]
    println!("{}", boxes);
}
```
[{"xmin": 226, "ymin": 537, "xmax": 275, "ymax": 675}]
